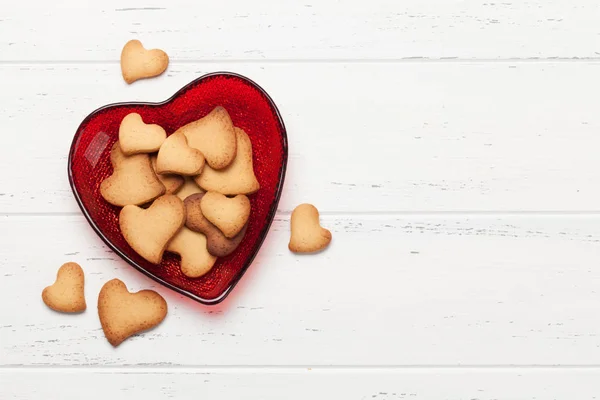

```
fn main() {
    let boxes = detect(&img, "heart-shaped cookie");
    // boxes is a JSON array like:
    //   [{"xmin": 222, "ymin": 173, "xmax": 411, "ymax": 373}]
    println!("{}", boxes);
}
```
[
  {"xmin": 150, "ymin": 155, "xmax": 184, "ymax": 194},
  {"xmin": 119, "ymin": 195, "xmax": 185, "ymax": 264},
  {"xmin": 98, "ymin": 278, "xmax": 168, "ymax": 347},
  {"xmin": 156, "ymin": 131, "xmax": 205, "ymax": 176},
  {"xmin": 178, "ymin": 106, "xmax": 237, "ymax": 170},
  {"xmin": 201, "ymin": 192, "xmax": 251, "ymax": 238},
  {"xmin": 167, "ymin": 227, "xmax": 217, "ymax": 278},
  {"xmin": 120, "ymin": 40, "xmax": 169, "ymax": 84},
  {"xmin": 100, "ymin": 142, "xmax": 166, "ymax": 206},
  {"xmin": 119, "ymin": 113, "xmax": 167, "ymax": 155},
  {"xmin": 42, "ymin": 262, "xmax": 86, "ymax": 313},
  {"xmin": 184, "ymin": 193, "xmax": 248, "ymax": 257},
  {"xmin": 195, "ymin": 127, "xmax": 260, "ymax": 195},
  {"xmin": 69, "ymin": 72, "xmax": 287, "ymax": 304},
  {"xmin": 289, "ymin": 204, "xmax": 332, "ymax": 253}
]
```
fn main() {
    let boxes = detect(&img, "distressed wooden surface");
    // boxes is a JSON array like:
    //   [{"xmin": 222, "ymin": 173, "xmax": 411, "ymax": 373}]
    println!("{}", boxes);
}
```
[
  {"xmin": 3, "ymin": 368, "xmax": 600, "ymax": 400},
  {"xmin": 3, "ymin": 1, "xmax": 600, "ymax": 398},
  {"xmin": 2, "ymin": 62, "xmax": 600, "ymax": 214},
  {"xmin": 2, "ymin": 0, "xmax": 599, "ymax": 61},
  {"xmin": 3, "ymin": 215, "xmax": 600, "ymax": 367}
]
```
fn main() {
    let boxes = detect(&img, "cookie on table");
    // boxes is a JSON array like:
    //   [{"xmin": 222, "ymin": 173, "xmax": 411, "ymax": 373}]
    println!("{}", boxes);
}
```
[
  {"xmin": 289, "ymin": 203, "xmax": 332, "ymax": 253},
  {"xmin": 98, "ymin": 278, "xmax": 168, "ymax": 347},
  {"xmin": 119, "ymin": 194, "xmax": 185, "ymax": 264},
  {"xmin": 42, "ymin": 262, "xmax": 86, "ymax": 313},
  {"xmin": 119, "ymin": 113, "xmax": 166, "ymax": 155},
  {"xmin": 177, "ymin": 106, "xmax": 237, "ymax": 170},
  {"xmin": 100, "ymin": 142, "xmax": 165, "ymax": 207},
  {"xmin": 120, "ymin": 39, "xmax": 169, "ymax": 84},
  {"xmin": 195, "ymin": 127, "xmax": 259, "ymax": 195}
]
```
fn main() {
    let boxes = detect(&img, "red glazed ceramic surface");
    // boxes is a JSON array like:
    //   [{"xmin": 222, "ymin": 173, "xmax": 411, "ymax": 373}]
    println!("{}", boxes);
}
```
[{"xmin": 68, "ymin": 72, "xmax": 288, "ymax": 305}]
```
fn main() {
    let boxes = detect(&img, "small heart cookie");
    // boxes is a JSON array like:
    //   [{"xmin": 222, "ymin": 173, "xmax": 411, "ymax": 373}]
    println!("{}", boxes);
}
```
[
  {"xmin": 98, "ymin": 278, "xmax": 168, "ymax": 347},
  {"xmin": 178, "ymin": 106, "xmax": 237, "ymax": 170},
  {"xmin": 119, "ymin": 195, "xmax": 185, "ymax": 264},
  {"xmin": 120, "ymin": 39, "xmax": 169, "ymax": 84},
  {"xmin": 119, "ymin": 113, "xmax": 167, "ymax": 155},
  {"xmin": 289, "ymin": 204, "xmax": 332, "ymax": 253},
  {"xmin": 201, "ymin": 191, "xmax": 250, "ymax": 238},
  {"xmin": 42, "ymin": 262, "xmax": 86, "ymax": 313},
  {"xmin": 156, "ymin": 132, "xmax": 205, "ymax": 176},
  {"xmin": 195, "ymin": 127, "xmax": 260, "ymax": 195},
  {"xmin": 184, "ymin": 193, "xmax": 248, "ymax": 257},
  {"xmin": 167, "ymin": 226, "xmax": 217, "ymax": 278},
  {"xmin": 150, "ymin": 155, "xmax": 184, "ymax": 195},
  {"xmin": 100, "ymin": 142, "xmax": 166, "ymax": 207}
]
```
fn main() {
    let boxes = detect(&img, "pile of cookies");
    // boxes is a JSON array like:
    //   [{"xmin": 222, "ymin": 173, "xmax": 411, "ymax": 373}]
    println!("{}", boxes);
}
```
[{"xmin": 100, "ymin": 106, "xmax": 260, "ymax": 278}]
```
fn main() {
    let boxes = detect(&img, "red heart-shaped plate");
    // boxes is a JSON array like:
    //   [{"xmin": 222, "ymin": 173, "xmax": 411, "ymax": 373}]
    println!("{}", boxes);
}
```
[{"xmin": 68, "ymin": 72, "xmax": 288, "ymax": 305}]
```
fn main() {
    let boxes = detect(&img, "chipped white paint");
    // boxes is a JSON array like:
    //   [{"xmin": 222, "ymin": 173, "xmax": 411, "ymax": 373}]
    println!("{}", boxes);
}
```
[
  {"xmin": 3, "ymin": 215, "xmax": 600, "ymax": 367},
  {"xmin": 2, "ymin": 0, "xmax": 600, "ymax": 398},
  {"xmin": 3, "ymin": 368, "xmax": 600, "ymax": 399},
  {"xmin": 1, "ymin": 0, "xmax": 600, "ymax": 60},
  {"xmin": 1, "ymin": 62, "xmax": 600, "ymax": 214}
]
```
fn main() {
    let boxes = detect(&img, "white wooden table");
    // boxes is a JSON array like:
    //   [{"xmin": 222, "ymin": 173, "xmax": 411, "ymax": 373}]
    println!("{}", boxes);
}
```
[{"xmin": 2, "ymin": 1, "xmax": 600, "ymax": 398}]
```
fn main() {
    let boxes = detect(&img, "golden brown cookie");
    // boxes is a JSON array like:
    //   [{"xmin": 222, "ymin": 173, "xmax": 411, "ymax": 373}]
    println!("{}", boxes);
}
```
[
  {"xmin": 167, "ymin": 227, "xmax": 217, "ymax": 278},
  {"xmin": 98, "ymin": 278, "xmax": 168, "ymax": 347},
  {"xmin": 119, "ymin": 113, "xmax": 166, "ymax": 155},
  {"xmin": 200, "ymin": 191, "xmax": 250, "ymax": 238},
  {"xmin": 289, "ymin": 203, "xmax": 332, "ymax": 253},
  {"xmin": 119, "ymin": 195, "xmax": 185, "ymax": 264},
  {"xmin": 42, "ymin": 262, "xmax": 86, "ymax": 313},
  {"xmin": 150, "ymin": 155, "xmax": 184, "ymax": 194},
  {"xmin": 195, "ymin": 127, "xmax": 259, "ymax": 195},
  {"xmin": 120, "ymin": 39, "xmax": 169, "ymax": 84},
  {"xmin": 156, "ymin": 132, "xmax": 205, "ymax": 176},
  {"xmin": 184, "ymin": 193, "xmax": 248, "ymax": 257},
  {"xmin": 178, "ymin": 106, "xmax": 237, "ymax": 169},
  {"xmin": 100, "ymin": 142, "xmax": 166, "ymax": 207},
  {"xmin": 175, "ymin": 177, "xmax": 205, "ymax": 201}
]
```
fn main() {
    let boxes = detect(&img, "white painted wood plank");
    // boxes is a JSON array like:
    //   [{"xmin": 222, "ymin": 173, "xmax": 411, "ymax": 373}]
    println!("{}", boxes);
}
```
[
  {"xmin": 1, "ymin": 62, "xmax": 600, "ymax": 213},
  {"xmin": 2, "ymin": 215, "xmax": 600, "ymax": 366},
  {"xmin": 3, "ymin": 368, "xmax": 600, "ymax": 400},
  {"xmin": 2, "ymin": 1, "xmax": 599, "ymax": 61}
]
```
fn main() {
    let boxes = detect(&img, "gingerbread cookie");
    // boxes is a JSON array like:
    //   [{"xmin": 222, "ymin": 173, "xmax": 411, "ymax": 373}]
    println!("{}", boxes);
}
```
[
  {"xmin": 120, "ymin": 39, "xmax": 169, "ymax": 84},
  {"xmin": 42, "ymin": 262, "xmax": 86, "ymax": 313},
  {"xmin": 195, "ymin": 127, "xmax": 259, "ymax": 195},
  {"xmin": 150, "ymin": 155, "xmax": 184, "ymax": 194},
  {"xmin": 156, "ymin": 131, "xmax": 205, "ymax": 176},
  {"xmin": 178, "ymin": 106, "xmax": 237, "ymax": 169},
  {"xmin": 201, "ymin": 192, "xmax": 250, "ymax": 238},
  {"xmin": 98, "ymin": 279, "xmax": 168, "ymax": 347},
  {"xmin": 119, "ymin": 113, "xmax": 166, "ymax": 155},
  {"xmin": 184, "ymin": 193, "xmax": 247, "ymax": 257},
  {"xmin": 167, "ymin": 227, "xmax": 217, "ymax": 278},
  {"xmin": 175, "ymin": 177, "xmax": 204, "ymax": 201},
  {"xmin": 119, "ymin": 195, "xmax": 185, "ymax": 264},
  {"xmin": 100, "ymin": 142, "xmax": 165, "ymax": 207},
  {"xmin": 289, "ymin": 204, "xmax": 332, "ymax": 253}
]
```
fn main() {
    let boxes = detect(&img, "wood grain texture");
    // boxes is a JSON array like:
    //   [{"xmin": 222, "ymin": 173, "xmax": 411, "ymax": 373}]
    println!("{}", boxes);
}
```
[
  {"xmin": 3, "ymin": 215, "xmax": 600, "ymax": 366},
  {"xmin": 2, "ymin": 0, "xmax": 599, "ymax": 61},
  {"xmin": 3, "ymin": 368, "xmax": 600, "ymax": 399},
  {"xmin": 1, "ymin": 62, "xmax": 600, "ymax": 214}
]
